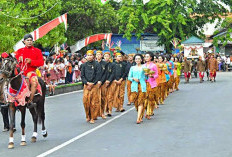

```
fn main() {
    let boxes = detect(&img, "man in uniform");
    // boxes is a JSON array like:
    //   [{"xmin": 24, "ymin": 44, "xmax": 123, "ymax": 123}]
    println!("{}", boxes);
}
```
[
  {"xmin": 182, "ymin": 57, "xmax": 191, "ymax": 83},
  {"xmin": 197, "ymin": 56, "xmax": 206, "ymax": 83},
  {"xmin": 15, "ymin": 34, "xmax": 44, "ymax": 108},
  {"xmin": 96, "ymin": 50, "xmax": 107, "ymax": 119},
  {"xmin": 103, "ymin": 52, "xmax": 115, "ymax": 117},
  {"xmin": 208, "ymin": 54, "xmax": 218, "ymax": 82},
  {"xmin": 125, "ymin": 54, "xmax": 135, "ymax": 106},
  {"xmin": 113, "ymin": 53, "xmax": 127, "ymax": 112},
  {"xmin": 81, "ymin": 50, "xmax": 101, "ymax": 124}
]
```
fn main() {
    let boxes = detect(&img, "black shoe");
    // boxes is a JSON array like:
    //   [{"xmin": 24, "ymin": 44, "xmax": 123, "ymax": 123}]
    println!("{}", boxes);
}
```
[
  {"xmin": 13, "ymin": 128, "xmax": 16, "ymax": 133},
  {"xmin": 120, "ymin": 109, "xmax": 125, "ymax": 112},
  {"xmin": 107, "ymin": 113, "xmax": 112, "ymax": 117},
  {"xmin": 27, "ymin": 102, "xmax": 37, "ymax": 109}
]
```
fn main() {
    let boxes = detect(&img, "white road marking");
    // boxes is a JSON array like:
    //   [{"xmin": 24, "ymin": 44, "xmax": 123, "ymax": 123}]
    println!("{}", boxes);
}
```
[
  {"xmin": 37, "ymin": 107, "xmax": 135, "ymax": 157},
  {"xmin": 46, "ymin": 90, "xmax": 83, "ymax": 99}
]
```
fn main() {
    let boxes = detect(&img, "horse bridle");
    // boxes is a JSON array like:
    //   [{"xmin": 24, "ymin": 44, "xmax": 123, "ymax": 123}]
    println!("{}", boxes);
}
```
[
  {"xmin": 0, "ymin": 58, "xmax": 21, "ymax": 104},
  {"xmin": 0, "ymin": 58, "xmax": 20, "ymax": 82},
  {"xmin": 0, "ymin": 58, "xmax": 15, "ymax": 78}
]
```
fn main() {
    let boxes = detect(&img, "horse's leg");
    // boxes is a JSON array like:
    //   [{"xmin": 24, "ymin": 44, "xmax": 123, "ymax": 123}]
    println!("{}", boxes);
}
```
[
  {"xmin": 37, "ymin": 98, "xmax": 47, "ymax": 138},
  {"xmin": 19, "ymin": 106, "xmax": 27, "ymax": 146},
  {"xmin": 29, "ymin": 108, "xmax": 38, "ymax": 143},
  {"xmin": 8, "ymin": 103, "xmax": 16, "ymax": 149},
  {"xmin": 41, "ymin": 106, "xmax": 47, "ymax": 138}
]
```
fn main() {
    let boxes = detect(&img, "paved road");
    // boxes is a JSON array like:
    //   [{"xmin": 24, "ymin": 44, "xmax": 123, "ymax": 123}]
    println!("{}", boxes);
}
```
[{"xmin": 0, "ymin": 72, "xmax": 232, "ymax": 157}]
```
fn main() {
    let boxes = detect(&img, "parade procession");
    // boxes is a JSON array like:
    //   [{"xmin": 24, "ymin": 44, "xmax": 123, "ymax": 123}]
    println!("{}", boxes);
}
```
[{"xmin": 0, "ymin": 0, "xmax": 232, "ymax": 157}]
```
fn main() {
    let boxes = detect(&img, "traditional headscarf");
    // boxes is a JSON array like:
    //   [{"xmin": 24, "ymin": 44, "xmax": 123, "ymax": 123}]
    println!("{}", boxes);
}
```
[
  {"xmin": 86, "ymin": 50, "xmax": 94, "ymax": 55},
  {"xmin": 115, "ymin": 53, "xmax": 122, "ymax": 57}
]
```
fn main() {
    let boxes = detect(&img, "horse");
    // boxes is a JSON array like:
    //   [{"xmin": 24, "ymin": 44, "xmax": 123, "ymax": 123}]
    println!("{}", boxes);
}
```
[{"xmin": 0, "ymin": 55, "xmax": 47, "ymax": 149}]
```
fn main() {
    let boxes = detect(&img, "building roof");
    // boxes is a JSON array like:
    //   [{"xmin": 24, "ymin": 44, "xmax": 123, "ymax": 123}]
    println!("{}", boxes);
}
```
[{"xmin": 182, "ymin": 36, "xmax": 205, "ymax": 44}]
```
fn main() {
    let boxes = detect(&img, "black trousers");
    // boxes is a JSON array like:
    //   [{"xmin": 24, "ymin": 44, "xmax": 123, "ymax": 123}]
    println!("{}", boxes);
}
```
[
  {"xmin": 65, "ymin": 72, "xmax": 73, "ymax": 83},
  {"xmin": 1, "ymin": 106, "xmax": 9, "ymax": 129}
]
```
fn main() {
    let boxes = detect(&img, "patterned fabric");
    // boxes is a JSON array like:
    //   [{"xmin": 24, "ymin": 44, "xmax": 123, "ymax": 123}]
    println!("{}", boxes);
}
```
[
  {"xmin": 83, "ymin": 85, "xmax": 100, "ymax": 120},
  {"xmin": 199, "ymin": 72, "xmax": 204, "ymax": 78},
  {"xmin": 174, "ymin": 76, "xmax": 180, "ymax": 90},
  {"xmin": 7, "ymin": 77, "xmax": 31, "ymax": 107},
  {"xmin": 113, "ymin": 81, "xmax": 126, "ymax": 110},
  {"xmin": 105, "ymin": 82, "xmax": 116, "ymax": 113},
  {"xmin": 210, "ymin": 70, "xmax": 216, "ymax": 78},
  {"xmin": 145, "ymin": 82, "xmax": 158, "ymax": 116},
  {"xmin": 184, "ymin": 72, "xmax": 191, "ymax": 78},
  {"xmin": 127, "ymin": 80, "xmax": 133, "ymax": 103},
  {"xmin": 131, "ymin": 84, "xmax": 146, "ymax": 110}
]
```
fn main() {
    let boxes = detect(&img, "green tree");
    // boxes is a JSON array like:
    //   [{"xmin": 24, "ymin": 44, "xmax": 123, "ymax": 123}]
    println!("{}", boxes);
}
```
[
  {"xmin": 118, "ymin": 0, "xmax": 232, "ymax": 52},
  {"xmin": 0, "ymin": 0, "xmax": 66, "ymax": 52},
  {"xmin": 213, "ymin": 17, "xmax": 232, "ymax": 47},
  {"xmin": 62, "ymin": 0, "xmax": 118, "ymax": 52}
]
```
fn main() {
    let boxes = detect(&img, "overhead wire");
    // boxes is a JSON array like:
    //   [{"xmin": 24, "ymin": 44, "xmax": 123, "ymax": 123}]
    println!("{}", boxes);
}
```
[{"xmin": 0, "ymin": 0, "xmax": 59, "ymax": 20}]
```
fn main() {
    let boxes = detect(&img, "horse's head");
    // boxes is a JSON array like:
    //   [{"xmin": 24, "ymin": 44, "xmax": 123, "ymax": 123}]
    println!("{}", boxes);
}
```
[
  {"xmin": 0, "ymin": 54, "xmax": 18, "ymax": 103},
  {"xmin": 0, "ymin": 54, "xmax": 18, "ymax": 81}
]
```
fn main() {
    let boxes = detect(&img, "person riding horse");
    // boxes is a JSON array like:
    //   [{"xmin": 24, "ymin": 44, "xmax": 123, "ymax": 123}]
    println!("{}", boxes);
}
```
[{"xmin": 15, "ymin": 34, "xmax": 44, "ymax": 108}]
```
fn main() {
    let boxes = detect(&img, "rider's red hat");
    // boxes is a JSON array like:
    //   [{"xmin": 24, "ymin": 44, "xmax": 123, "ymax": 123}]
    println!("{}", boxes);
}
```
[{"xmin": 1, "ymin": 52, "xmax": 9, "ymax": 58}]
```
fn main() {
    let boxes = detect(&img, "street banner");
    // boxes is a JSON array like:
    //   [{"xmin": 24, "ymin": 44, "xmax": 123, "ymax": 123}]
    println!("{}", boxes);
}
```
[
  {"xmin": 70, "ymin": 33, "xmax": 112, "ymax": 53},
  {"xmin": 14, "ymin": 13, "xmax": 68, "ymax": 51}
]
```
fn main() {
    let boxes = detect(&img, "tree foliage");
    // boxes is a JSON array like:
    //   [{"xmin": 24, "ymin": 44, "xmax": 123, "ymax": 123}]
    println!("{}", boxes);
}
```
[
  {"xmin": 118, "ymin": 0, "xmax": 232, "ymax": 51},
  {"xmin": 213, "ymin": 17, "xmax": 232, "ymax": 47},
  {"xmin": 62, "ymin": 0, "xmax": 118, "ymax": 46},
  {"xmin": 0, "ymin": 0, "xmax": 65, "ymax": 52}
]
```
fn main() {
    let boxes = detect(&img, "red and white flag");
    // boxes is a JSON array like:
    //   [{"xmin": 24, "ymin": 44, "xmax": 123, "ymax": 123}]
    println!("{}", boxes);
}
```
[
  {"xmin": 70, "ymin": 33, "xmax": 112, "ymax": 53},
  {"xmin": 14, "ymin": 13, "xmax": 68, "ymax": 51}
]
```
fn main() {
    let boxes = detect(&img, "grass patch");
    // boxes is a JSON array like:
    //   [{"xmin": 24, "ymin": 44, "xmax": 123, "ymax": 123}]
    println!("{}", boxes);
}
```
[{"xmin": 55, "ymin": 82, "xmax": 83, "ymax": 89}]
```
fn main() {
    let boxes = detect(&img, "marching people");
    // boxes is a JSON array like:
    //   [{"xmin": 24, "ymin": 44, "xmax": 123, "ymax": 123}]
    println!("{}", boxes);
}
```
[
  {"xmin": 125, "ymin": 54, "xmax": 135, "ymax": 106},
  {"xmin": 96, "ymin": 50, "xmax": 107, "ymax": 119},
  {"xmin": 182, "ymin": 57, "xmax": 191, "ymax": 83},
  {"xmin": 113, "ymin": 53, "xmax": 127, "ymax": 112},
  {"xmin": 128, "ymin": 54, "xmax": 147, "ymax": 124},
  {"xmin": 197, "ymin": 56, "xmax": 206, "ymax": 83},
  {"xmin": 164, "ymin": 56, "xmax": 171, "ymax": 98},
  {"xmin": 169, "ymin": 57, "xmax": 175, "ymax": 93},
  {"xmin": 174, "ymin": 57, "xmax": 181, "ymax": 91},
  {"xmin": 208, "ymin": 54, "xmax": 218, "ymax": 82},
  {"xmin": 157, "ymin": 55, "xmax": 167, "ymax": 105},
  {"xmin": 103, "ymin": 52, "xmax": 115, "ymax": 117},
  {"xmin": 81, "ymin": 50, "xmax": 101, "ymax": 124},
  {"xmin": 143, "ymin": 52, "xmax": 159, "ymax": 118}
]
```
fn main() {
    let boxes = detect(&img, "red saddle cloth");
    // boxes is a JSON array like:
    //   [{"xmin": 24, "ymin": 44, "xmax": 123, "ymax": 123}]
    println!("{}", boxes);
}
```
[{"xmin": 7, "ymin": 75, "xmax": 42, "ymax": 107}]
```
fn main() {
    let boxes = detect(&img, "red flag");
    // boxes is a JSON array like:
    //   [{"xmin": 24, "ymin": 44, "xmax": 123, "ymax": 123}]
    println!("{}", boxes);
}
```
[
  {"xmin": 70, "ymin": 33, "xmax": 112, "ymax": 53},
  {"xmin": 14, "ymin": 13, "xmax": 68, "ymax": 51}
]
